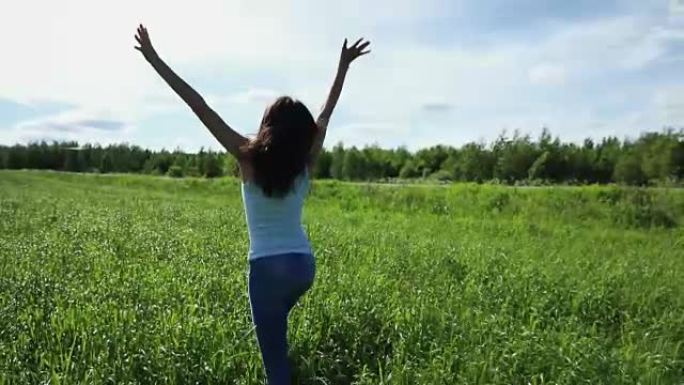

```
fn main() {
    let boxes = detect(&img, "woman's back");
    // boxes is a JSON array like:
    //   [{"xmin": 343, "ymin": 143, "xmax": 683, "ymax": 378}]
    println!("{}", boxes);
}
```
[{"xmin": 241, "ymin": 170, "xmax": 312, "ymax": 260}]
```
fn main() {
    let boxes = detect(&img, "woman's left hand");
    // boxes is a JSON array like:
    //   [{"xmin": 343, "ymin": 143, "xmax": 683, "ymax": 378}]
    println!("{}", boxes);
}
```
[
  {"xmin": 340, "ymin": 38, "xmax": 371, "ymax": 67},
  {"xmin": 134, "ymin": 24, "xmax": 158, "ymax": 62}
]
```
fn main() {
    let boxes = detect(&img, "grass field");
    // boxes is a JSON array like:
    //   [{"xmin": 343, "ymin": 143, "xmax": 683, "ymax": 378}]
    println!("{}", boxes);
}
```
[{"xmin": 1, "ymin": 170, "xmax": 683, "ymax": 384}]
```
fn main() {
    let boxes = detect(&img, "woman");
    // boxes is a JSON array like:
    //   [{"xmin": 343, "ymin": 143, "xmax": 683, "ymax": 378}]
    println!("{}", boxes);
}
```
[{"xmin": 134, "ymin": 24, "xmax": 370, "ymax": 384}]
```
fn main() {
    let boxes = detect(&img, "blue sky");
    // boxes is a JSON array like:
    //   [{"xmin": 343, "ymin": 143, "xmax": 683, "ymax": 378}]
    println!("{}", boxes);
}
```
[{"xmin": 1, "ymin": 0, "xmax": 683, "ymax": 151}]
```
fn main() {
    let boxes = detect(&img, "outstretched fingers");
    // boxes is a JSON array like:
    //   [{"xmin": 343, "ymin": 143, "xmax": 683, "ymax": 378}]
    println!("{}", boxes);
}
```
[
  {"xmin": 352, "ymin": 39, "xmax": 371, "ymax": 59},
  {"xmin": 134, "ymin": 23, "xmax": 155, "ymax": 57},
  {"xmin": 357, "ymin": 41, "xmax": 370, "ymax": 52},
  {"xmin": 134, "ymin": 30, "xmax": 142, "ymax": 51},
  {"xmin": 137, "ymin": 24, "xmax": 149, "ymax": 41},
  {"xmin": 340, "ymin": 37, "xmax": 371, "ymax": 64},
  {"xmin": 351, "ymin": 38, "xmax": 364, "ymax": 48}
]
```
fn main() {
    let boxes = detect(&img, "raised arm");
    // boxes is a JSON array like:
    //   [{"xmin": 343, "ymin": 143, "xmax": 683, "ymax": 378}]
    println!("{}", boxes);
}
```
[
  {"xmin": 310, "ymin": 38, "xmax": 371, "ymax": 163},
  {"xmin": 134, "ymin": 24, "xmax": 247, "ymax": 158}
]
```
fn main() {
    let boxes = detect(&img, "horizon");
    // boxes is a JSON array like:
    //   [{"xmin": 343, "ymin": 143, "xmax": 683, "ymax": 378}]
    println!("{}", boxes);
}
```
[
  {"xmin": 2, "ymin": 127, "xmax": 682, "ymax": 155},
  {"xmin": 2, "ymin": 0, "xmax": 684, "ymax": 152}
]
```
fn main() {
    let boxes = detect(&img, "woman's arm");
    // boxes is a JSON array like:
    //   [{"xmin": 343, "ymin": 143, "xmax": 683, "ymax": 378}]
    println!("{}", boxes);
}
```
[
  {"xmin": 134, "ymin": 24, "xmax": 247, "ymax": 158},
  {"xmin": 310, "ymin": 38, "xmax": 371, "ymax": 163}
]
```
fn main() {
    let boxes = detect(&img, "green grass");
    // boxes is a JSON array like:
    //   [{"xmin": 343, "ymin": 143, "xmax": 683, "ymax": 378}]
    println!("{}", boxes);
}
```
[{"xmin": 1, "ymin": 170, "xmax": 683, "ymax": 384}]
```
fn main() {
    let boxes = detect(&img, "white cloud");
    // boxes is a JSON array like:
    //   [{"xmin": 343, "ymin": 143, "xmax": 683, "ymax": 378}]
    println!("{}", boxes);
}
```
[
  {"xmin": 7, "ymin": 109, "xmax": 133, "ymax": 145},
  {"xmin": 0, "ymin": 0, "xmax": 297, "ymax": 113},
  {"xmin": 654, "ymin": 86, "xmax": 684, "ymax": 126},
  {"xmin": 330, "ymin": 122, "xmax": 411, "ymax": 148},
  {"xmin": 2, "ymin": 0, "xmax": 683, "ymax": 150},
  {"xmin": 421, "ymin": 102, "xmax": 455, "ymax": 112},
  {"xmin": 528, "ymin": 63, "xmax": 567, "ymax": 86},
  {"xmin": 670, "ymin": 0, "xmax": 684, "ymax": 15},
  {"xmin": 225, "ymin": 88, "xmax": 282, "ymax": 105},
  {"xmin": 530, "ymin": 16, "xmax": 673, "ymax": 71}
]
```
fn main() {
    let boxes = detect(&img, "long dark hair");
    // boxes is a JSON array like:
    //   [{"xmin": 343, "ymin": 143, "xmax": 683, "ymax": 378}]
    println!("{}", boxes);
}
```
[{"xmin": 241, "ymin": 96, "xmax": 318, "ymax": 197}]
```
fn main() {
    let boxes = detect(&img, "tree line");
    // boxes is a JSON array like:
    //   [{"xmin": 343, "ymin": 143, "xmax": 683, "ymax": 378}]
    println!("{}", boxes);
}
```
[{"xmin": 1, "ymin": 129, "xmax": 682, "ymax": 185}]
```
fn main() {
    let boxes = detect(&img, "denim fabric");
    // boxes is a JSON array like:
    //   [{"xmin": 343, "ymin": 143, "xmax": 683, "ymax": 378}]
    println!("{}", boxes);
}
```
[{"xmin": 248, "ymin": 252, "xmax": 315, "ymax": 385}]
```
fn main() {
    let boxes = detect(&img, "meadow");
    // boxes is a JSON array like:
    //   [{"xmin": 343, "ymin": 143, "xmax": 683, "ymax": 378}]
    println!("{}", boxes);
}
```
[{"xmin": 1, "ymin": 170, "xmax": 683, "ymax": 384}]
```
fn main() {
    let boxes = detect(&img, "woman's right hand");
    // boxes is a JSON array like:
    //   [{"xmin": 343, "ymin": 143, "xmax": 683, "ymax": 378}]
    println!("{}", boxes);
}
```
[
  {"xmin": 134, "ymin": 24, "xmax": 158, "ymax": 62},
  {"xmin": 340, "ymin": 38, "xmax": 371, "ymax": 67}
]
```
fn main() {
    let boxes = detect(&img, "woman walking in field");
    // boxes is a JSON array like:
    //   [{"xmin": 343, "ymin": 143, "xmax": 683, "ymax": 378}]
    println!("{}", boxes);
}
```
[{"xmin": 134, "ymin": 24, "xmax": 370, "ymax": 384}]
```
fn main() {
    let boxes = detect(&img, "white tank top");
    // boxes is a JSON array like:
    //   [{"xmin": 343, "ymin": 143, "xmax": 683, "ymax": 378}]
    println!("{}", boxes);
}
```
[{"xmin": 240, "ymin": 169, "xmax": 312, "ymax": 260}]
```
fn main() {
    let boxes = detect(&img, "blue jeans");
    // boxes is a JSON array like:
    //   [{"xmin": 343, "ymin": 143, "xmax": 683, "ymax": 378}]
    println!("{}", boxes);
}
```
[{"xmin": 248, "ymin": 253, "xmax": 316, "ymax": 385}]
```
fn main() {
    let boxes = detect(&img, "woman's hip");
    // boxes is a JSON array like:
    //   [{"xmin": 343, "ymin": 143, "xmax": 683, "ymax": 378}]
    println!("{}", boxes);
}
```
[{"xmin": 248, "ymin": 252, "xmax": 315, "ymax": 298}]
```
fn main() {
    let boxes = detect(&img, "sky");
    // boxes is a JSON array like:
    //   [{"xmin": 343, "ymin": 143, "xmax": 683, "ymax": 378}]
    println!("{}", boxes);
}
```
[{"xmin": 1, "ymin": 0, "xmax": 684, "ymax": 151}]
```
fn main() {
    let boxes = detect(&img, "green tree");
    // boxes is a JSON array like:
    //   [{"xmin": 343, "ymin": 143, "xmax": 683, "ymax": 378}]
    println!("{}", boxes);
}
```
[
  {"xmin": 64, "ymin": 149, "xmax": 84, "ymax": 172},
  {"xmin": 389, "ymin": 147, "xmax": 411, "ymax": 178},
  {"xmin": 528, "ymin": 151, "xmax": 550, "ymax": 181},
  {"xmin": 493, "ymin": 133, "xmax": 539, "ymax": 183},
  {"xmin": 613, "ymin": 151, "xmax": 646, "ymax": 185},
  {"xmin": 167, "ymin": 165, "xmax": 184, "ymax": 178},
  {"xmin": 594, "ymin": 137, "xmax": 621, "ymax": 183},
  {"xmin": 638, "ymin": 131, "xmax": 683, "ymax": 182},
  {"xmin": 342, "ymin": 147, "xmax": 367, "ymax": 180},
  {"xmin": 313, "ymin": 148, "xmax": 333, "ymax": 178},
  {"xmin": 202, "ymin": 152, "xmax": 223, "ymax": 178},
  {"xmin": 399, "ymin": 160, "xmax": 421, "ymax": 179},
  {"xmin": 100, "ymin": 153, "xmax": 114, "ymax": 173},
  {"xmin": 456, "ymin": 143, "xmax": 494, "ymax": 182},
  {"xmin": 330, "ymin": 143, "xmax": 345, "ymax": 179},
  {"xmin": 223, "ymin": 155, "xmax": 240, "ymax": 177}
]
